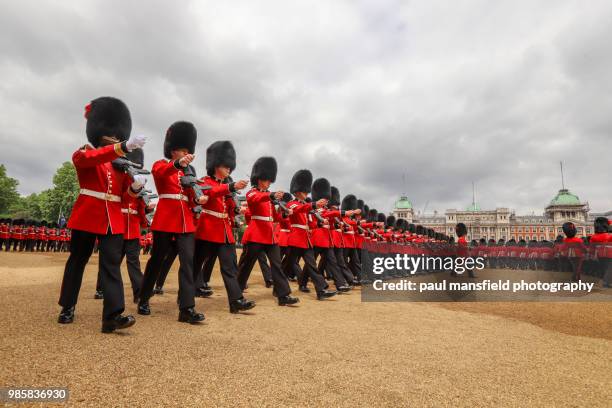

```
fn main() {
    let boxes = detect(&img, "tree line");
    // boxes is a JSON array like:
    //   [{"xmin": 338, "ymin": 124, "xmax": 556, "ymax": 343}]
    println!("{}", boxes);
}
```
[{"xmin": 0, "ymin": 163, "xmax": 79, "ymax": 222}]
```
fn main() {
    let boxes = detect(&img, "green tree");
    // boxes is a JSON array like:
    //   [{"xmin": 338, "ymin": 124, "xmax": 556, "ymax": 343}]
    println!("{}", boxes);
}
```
[
  {"xmin": 0, "ymin": 164, "xmax": 20, "ymax": 214},
  {"xmin": 47, "ymin": 162, "xmax": 79, "ymax": 221}
]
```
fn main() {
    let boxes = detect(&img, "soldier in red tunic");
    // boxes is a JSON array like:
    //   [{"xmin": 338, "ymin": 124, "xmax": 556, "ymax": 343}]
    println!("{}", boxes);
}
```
[
  {"xmin": 0, "ymin": 219, "xmax": 10, "ymax": 251},
  {"xmin": 137, "ymin": 121, "xmax": 205, "ymax": 324},
  {"xmin": 282, "ymin": 171, "xmax": 337, "ymax": 300},
  {"xmin": 236, "ymin": 157, "xmax": 299, "ymax": 306},
  {"xmin": 57, "ymin": 96, "xmax": 145, "ymax": 333},
  {"xmin": 309, "ymin": 178, "xmax": 353, "ymax": 292},
  {"xmin": 192, "ymin": 141, "xmax": 255, "ymax": 313},
  {"xmin": 94, "ymin": 148, "xmax": 151, "ymax": 303}
]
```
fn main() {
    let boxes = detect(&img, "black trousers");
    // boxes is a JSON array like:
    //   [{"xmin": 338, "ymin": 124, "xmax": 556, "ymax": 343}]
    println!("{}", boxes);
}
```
[
  {"xmin": 280, "ymin": 246, "xmax": 300, "ymax": 279},
  {"xmin": 155, "ymin": 244, "xmax": 178, "ymax": 289},
  {"xmin": 194, "ymin": 240, "xmax": 243, "ymax": 302},
  {"xmin": 284, "ymin": 246, "xmax": 327, "ymax": 293},
  {"xmin": 237, "ymin": 242, "xmax": 291, "ymax": 297},
  {"xmin": 344, "ymin": 247, "xmax": 362, "ymax": 280},
  {"xmin": 196, "ymin": 252, "xmax": 217, "ymax": 288},
  {"xmin": 313, "ymin": 247, "xmax": 348, "ymax": 289},
  {"xmin": 238, "ymin": 247, "xmax": 273, "ymax": 283},
  {"xmin": 58, "ymin": 229, "xmax": 125, "ymax": 320},
  {"xmin": 139, "ymin": 231, "xmax": 196, "ymax": 310},
  {"xmin": 96, "ymin": 239, "xmax": 143, "ymax": 297}
]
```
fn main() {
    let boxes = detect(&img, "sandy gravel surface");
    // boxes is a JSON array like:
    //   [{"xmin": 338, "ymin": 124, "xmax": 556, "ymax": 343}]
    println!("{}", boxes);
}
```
[{"xmin": 0, "ymin": 251, "xmax": 610, "ymax": 407}]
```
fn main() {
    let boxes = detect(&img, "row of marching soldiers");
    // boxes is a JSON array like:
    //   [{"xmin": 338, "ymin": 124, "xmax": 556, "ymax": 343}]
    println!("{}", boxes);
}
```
[
  {"xmin": 466, "ymin": 219, "xmax": 611, "ymax": 284},
  {"xmin": 55, "ymin": 96, "xmax": 389, "ymax": 333},
  {"xmin": 0, "ymin": 219, "xmax": 70, "ymax": 252}
]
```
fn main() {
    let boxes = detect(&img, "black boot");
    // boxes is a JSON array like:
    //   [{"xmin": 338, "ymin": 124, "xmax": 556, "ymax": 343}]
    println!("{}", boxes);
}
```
[
  {"xmin": 94, "ymin": 290, "xmax": 104, "ymax": 299},
  {"xmin": 137, "ymin": 301, "xmax": 151, "ymax": 315},
  {"xmin": 153, "ymin": 286, "xmax": 164, "ymax": 295},
  {"xmin": 229, "ymin": 298, "xmax": 256, "ymax": 313},
  {"xmin": 278, "ymin": 295, "xmax": 300, "ymax": 306},
  {"xmin": 178, "ymin": 307, "xmax": 205, "ymax": 324},
  {"xmin": 195, "ymin": 286, "xmax": 213, "ymax": 298},
  {"xmin": 265, "ymin": 280, "xmax": 273, "ymax": 288},
  {"xmin": 337, "ymin": 286, "xmax": 351, "ymax": 293},
  {"xmin": 317, "ymin": 290, "xmax": 337, "ymax": 300},
  {"xmin": 58, "ymin": 306, "xmax": 75, "ymax": 324},
  {"xmin": 101, "ymin": 315, "xmax": 136, "ymax": 333},
  {"xmin": 298, "ymin": 285, "xmax": 311, "ymax": 293}
]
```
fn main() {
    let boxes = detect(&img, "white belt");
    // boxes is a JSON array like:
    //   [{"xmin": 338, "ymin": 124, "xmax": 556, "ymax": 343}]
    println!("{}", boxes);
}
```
[
  {"xmin": 159, "ymin": 193, "xmax": 189, "ymax": 202},
  {"xmin": 79, "ymin": 189, "xmax": 121, "ymax": 202},
  {"xmin": 291, "ymin": 224, "xmax": 308, "ymax": 230},
  {"xmin": 121, "ymin": 208, "xmax": 138, "ymax": 215},
  {"xmin": 202, "ymin": 209, "xmax": 228, "ymax": 219},
  {"xmin": 322, "ymin": 225, "xmax": 330, "ymax": 229},
  {"xmin": 345, "ymin": 231, "xmax": 355, "ymax": 234},
  {"xmin": 252, "ymin": 215, "xmax": 273, "ymax": 222},
  {"xmin": 335, "ymin": 229, "xmax": 342, "ymax": 232},
  {"xmin": 280, "ymin": 229, "xmax": 290, "ymax": 232}
]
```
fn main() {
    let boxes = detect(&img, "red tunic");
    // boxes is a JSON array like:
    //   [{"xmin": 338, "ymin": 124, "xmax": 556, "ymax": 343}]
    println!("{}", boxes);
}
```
[
  {"xmin": 122, "ymin": 192, "xmax": 148, "ymax": 240},
  {"xmin": 286, "ymin": 199, "xmax": 317, "ymax": 248},
  {"xmin": 311, "ymin": 209, "xmax": 341, "ymax": 248},
  {"xmin": 242, "ymin": 188, "xmax": 282, "ymax": 245},
  {"xmin": 68, "ymin": 143, "xmax": 131, "ymax": 235},
  {"xmin": 150, "ymin": 159, "xmax": 196, "ymax": 234},
  {"xmin": 194, "ymin": 176, "xmax": 235, "ymax": 244},
  {"xmin": 277, "ymin": 217, "xmax": 291, "ymax": 247}
]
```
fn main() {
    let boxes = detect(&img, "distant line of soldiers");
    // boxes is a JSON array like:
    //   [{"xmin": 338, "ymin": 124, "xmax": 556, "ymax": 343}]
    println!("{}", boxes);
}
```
[{"xmin": 0, "ymin": 219, "xmax": 70, "ymax": 252}]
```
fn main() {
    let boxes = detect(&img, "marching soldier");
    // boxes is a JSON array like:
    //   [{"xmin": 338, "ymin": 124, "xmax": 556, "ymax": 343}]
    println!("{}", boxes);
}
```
[
  {"xmin": 193, "ymin": 141, "xmax": 256, "ymax": 313},
  {"xmin": 94, "ymin": 148, "xmax": 151, "ymax": 303},
  {"xmin": 57, "ymin": 96, "xmax": 145, "ymax": 333},
  {"xmin": 137, "ymin": 121, "xmax": 205, "ymax": 323},
  {"xmin": 282, "ymin": 170, "xmax": 337, "ymax": 300},
  {"xmin": 236, "ymin": 157, "xmax": 299, "ymax": 306}
]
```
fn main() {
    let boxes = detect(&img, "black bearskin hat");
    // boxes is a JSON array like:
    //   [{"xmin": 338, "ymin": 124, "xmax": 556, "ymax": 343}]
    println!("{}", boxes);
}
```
[
  {"xmin": 363, "ymin": 204, "xmax": 369, "ymax": 217},
  {"xmin": 594, "ymin": 217, "xmax": 609, "ymax": 233},
  {"xmin": 164, "ymin": 121, "xmax": 197, "ymax": 159},
  {"xmin": 85, "ymin": 96, "xmax": 132, "ymax": 147},
  {"xmin": 377, "ymin": 213, "xmax": 386, "ymax": 224},
  {"xmin": 329, "ymin": 186, "xmax": 341, "ymax": 207},
  {"xmin": 427, "ymin": 228, "xmax": 435, "ymax": 238},
  {"xmin": 41, "ymin": 220, "xmax": 48, "ymax": 227},
  {"xmin": 311, "ymin": 178, "xmax": 331, "ymax": 201},
  {"xmin": 385, "ymin": 215, "xmax": 396, "ymax": 229},
  {"xmin": 396, "ymin": 219, "xmax": 407, "ymax": 232},
  {"xmin": 416, "ymin": 225, "xmax": 424, "ymax": 235},
  {"xmin": 250, "ymin": 157, "xmax": 277, "ymax": 185},
  {"xmin": 357, "ymin": 199, "xmax": 365, "ymax": 214},
  {"xmin": 479, "ymin": 238, "xmax": 486, "ymax": 245},
  {"xmin": 408, "ymin": 223, "xmax": 416, "ymax": 233},
  {"xmin": 562, "ymin": 222, "xmax": 577, "ymax": 238},
  {"xmin": 368, "ymin": 208, "xmax": 378, "ymax": 222},
  {"xmin": 488, "ymin": 238, "xmax": 496, "ymax": 246},
  {"xmin": 455, "ymin": 222, "xmax": 467, "ymax": 237},
  {"xmin": 290, "ymin": 170, "xmax": 313, "ymax": 194},
  {"xmin": 206, "ymin": 141, "xmax": 236, "ymax": 177},
  {"xmin": 554, "ymin": 235, "xmax": 564, "ymax": 243},
  {"xmin": 125, "ymin": 148, "xmax": 144, "ymax": 166},
  {"xmin": 341, "ymin": 194, "xmax": 358, "ymax": 211}
]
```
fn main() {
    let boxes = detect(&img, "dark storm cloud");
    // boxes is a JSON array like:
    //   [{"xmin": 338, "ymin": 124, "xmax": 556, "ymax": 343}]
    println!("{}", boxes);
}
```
[{"xmin": 0, "ymin": 0, "xmax": 610, "ymax": 216}]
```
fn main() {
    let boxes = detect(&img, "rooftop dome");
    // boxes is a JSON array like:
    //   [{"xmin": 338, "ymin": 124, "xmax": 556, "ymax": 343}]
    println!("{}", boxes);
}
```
[
  {"xmin": 549, "ymin": 189, "xmax": 581, "ymax": 206},
  {"xmin": 465, "ymin": 202, "xmax": 481, "ymax": 211},
  {"xmin": 395, "ymin": 196, "xmax": 413, "ymax": 209}
]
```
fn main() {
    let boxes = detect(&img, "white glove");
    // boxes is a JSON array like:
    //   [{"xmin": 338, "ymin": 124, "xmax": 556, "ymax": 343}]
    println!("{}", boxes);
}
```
[
  {"xmin": 131, "ymin": 174, "xmax": 147, "ymax": 191},
  {"xmin": 126, "ymin": 134, "xmax": 147, "ymax": 151}
]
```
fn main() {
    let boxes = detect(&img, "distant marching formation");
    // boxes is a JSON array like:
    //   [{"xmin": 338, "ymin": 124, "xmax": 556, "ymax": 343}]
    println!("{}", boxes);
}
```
[
  {"xmin": 10, "ymin": 96, "xmax": 609, "ymax": 334},
  {"xmin": 0, "ymin": 220, "xmax": 70, "ymax": 252}
]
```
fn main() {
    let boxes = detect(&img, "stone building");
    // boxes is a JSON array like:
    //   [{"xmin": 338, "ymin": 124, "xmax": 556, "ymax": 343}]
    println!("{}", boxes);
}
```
[{"xmin": 393, "ymin": 188, "xmax": 609, "ymax": 241}]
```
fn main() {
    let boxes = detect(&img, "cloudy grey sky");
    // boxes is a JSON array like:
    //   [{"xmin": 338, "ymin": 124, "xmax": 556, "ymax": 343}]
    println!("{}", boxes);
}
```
[{"xmin": 1, "ymin": 0, "xmax": 610, "ymax": 215}]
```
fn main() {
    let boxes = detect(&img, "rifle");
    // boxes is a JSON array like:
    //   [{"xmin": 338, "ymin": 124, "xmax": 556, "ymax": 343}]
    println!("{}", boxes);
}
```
[
  {"xmin": 137, "ymin": 189, "xmax": 158, "ymax": 208},
  {"xmin": 273, "ymin": 192, "xmax": 293, "ymax": 216},
  {"xmin": 111, "ymin": 157, "xmax": 150, "ymax": 179},
  {"xmin": 180, "ymin": 165, "xmax": 211, "ymax": 202}
]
